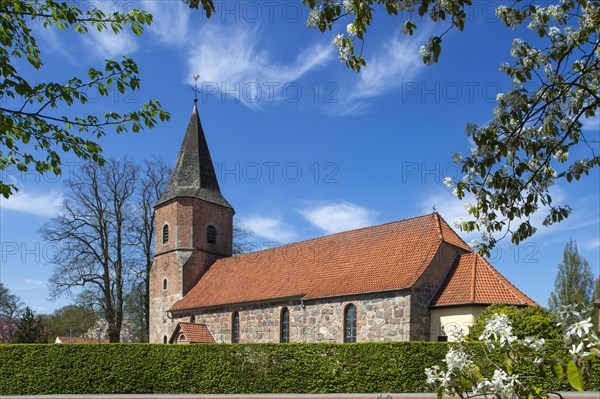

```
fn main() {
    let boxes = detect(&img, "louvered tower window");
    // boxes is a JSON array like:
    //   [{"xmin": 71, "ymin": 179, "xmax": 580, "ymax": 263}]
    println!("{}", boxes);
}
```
[
  {"xmin": 162, "ymin": 224, "xmax": 169, "ymax": 244},
  {"xmin": 207, "ymin": 225, "xmax": 217, "ymax": 245}
]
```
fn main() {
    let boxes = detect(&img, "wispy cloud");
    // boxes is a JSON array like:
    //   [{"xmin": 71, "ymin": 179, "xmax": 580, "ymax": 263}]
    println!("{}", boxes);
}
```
[
  {"xmin": 582, "ymin": 115, "xmax": 600, "ymax": 131},
  {"xmin": 331, "ymin": 32, "xmax": 425, "ymax": 115},
  {"xmin": 421, "ymin": 185, "xmax": 598, "ymax": 247},
  {"xmin": 143, "ymin": 1, "xmax": 191, "ymax": 45},
  {"xmin": 240, "ymin": 216, "xmax": 297, "ymax": 242},
  {"xmin": 582, "ymin": 239, "xmax": 600, "ymax": 250},
  {"xmin": 299, "ymin": 201, "xmax": 379, "ymax": 234},
  {"xmin": 186, "ymin": 24, "xmax": 333, "ymax": 109},
  {"xmin": 84, "ymin": 29, "xmax": 138, "ymax": 60},
  {"xmin": 0, "ymin": 190, "xmax": 63, "ymax": 218}
]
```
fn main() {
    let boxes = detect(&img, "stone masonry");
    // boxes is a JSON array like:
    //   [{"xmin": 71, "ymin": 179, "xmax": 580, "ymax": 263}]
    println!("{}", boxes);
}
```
[{"xmin": 171, "ymin": 291, "xmax": 411, "ymax": 343}]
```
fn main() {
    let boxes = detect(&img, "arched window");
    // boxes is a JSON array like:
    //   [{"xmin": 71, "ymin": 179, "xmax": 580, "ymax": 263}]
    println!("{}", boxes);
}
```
[
  {"xmin": 207, "ymin": 225, "xmax": 217, "ymax": 245},
  {"xmin": 162, "ymin": 278, "xmax": 168, "ymax": 291},
  {"xmin": 162, "ymin": 224, "xmax": 169, "ymax": 245},
  {"xmin": 280, "ymin": 307, "xmax": 290, "ymax": 343},
  {"xmin": 232, "ymin": 312, "xmax": 240, "ymax": 343},
  {"xmin": 180, "ymin": 335, "xmax": 186, "ymax": 341},
  {"xmin": 343, "ymin": 304, "xmax": 357, "ymax": 343},
  {"xmin": 163, "ymin": 335, "xmax": 168, "ymax": 344},
  {"xmin": 190, "ymin": 315, "xmax": 196, "ymax": 323}
]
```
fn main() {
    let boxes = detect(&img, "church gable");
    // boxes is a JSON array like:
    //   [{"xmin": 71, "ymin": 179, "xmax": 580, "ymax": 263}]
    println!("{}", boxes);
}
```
[{"xmin": 170, "ymin": 213, "xmax": 472, "ymax": 312}]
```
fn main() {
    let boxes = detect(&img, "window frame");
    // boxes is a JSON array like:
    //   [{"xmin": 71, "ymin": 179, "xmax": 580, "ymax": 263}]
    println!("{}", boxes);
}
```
[
  {"xmin": 280, "ymin": 307, "xmax": 290, "ymax": 343},
  {"xmin": 343, "ymin": 304, "xmax": 357, "ymax": 343},
  {"xmin": 232, "ymin": 311, "xmax": 240, "ymax": 343},
  {"xmin": 162, "ymin": 223, "xmax": 170, "ymax": 245}
]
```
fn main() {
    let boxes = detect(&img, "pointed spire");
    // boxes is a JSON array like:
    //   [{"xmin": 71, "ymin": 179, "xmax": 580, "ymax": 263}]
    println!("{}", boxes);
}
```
[{"xmin": 156, "ymin": 104, "xmax": 232, "ymax": 208}]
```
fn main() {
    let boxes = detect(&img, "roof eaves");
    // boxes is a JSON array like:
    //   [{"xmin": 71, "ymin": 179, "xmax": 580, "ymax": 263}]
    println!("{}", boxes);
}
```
[{"xmin": 170, "ymin": 294, "xmax": 306, "ymax": 314}]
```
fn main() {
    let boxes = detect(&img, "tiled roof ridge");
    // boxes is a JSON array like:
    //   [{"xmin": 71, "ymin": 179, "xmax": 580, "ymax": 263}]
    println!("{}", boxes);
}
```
[
  {"xmin": 227, "ymin": 213, "xmax": 438, "ymax": 260},
  {"xmin": 475, "ymin": 253, "xmax": 537, "ymax": 305},
  {"xmin": 436, "ymin": 213, "xmax": 472, "ymax": 251},
  {"xmin": 433, "ymin": 212, "xmax": 444, "ymax": 241},
  {"xmin": 471, "ymin": 254, "xmax": 478, "ymax": 303}
]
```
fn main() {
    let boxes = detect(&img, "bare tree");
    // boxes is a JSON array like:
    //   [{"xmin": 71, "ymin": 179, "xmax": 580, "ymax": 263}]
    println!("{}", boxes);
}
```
[
  {"xmin": 40, "ymin": 159, "xmax": 139, "ymax": 342},
  {"xmin": 131, "ymin": 158, "xmax": 170, "ymax": 341}
]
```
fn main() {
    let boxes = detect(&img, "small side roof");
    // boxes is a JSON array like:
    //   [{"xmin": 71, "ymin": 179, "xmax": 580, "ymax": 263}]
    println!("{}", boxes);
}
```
[
  {"xmin": 169, "ymin": 322, "xmax": 214, "ymax": 344},
  {"xmin": 430, "ymin": 253, "xmax": 538, "ymax": 308}
]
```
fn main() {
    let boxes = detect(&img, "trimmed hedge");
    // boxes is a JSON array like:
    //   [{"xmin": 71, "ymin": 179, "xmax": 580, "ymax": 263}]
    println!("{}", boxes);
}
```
[{"xmin": 0, "ymin": 341, "xmax": 599, "ymax": 395}]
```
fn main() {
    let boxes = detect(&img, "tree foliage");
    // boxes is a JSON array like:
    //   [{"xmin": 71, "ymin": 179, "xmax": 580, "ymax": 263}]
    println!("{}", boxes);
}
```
[
  {"xmin": 467, "ymin": 304, "xmax": 562, "ymax": 341},
  {"xmin": 41, "ymin": 305, "xmax": 97, "ymax": 342},
  {"xmin": 0, "ymin": 0, "xmax": 170, "ymax": 199},
  {"xmin": 185, "ymin": 0, "xmax": 599, "ymax": 253},
  {"xmin": 12, "ymin": 307, "xmax": 47, "ymax": 344},
  {"xmin": 548, "ymin": 240, "xmax": 596, "ymax": 312},
  {"xmin": 0, "ymin": 282, "xmax": 23, "ymax": 343}
]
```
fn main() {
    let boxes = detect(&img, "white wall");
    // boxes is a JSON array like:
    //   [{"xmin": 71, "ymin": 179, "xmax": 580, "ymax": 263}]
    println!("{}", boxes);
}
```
[{"xmin": 430, "ymin": 306, "xmax": 486, "ymax": 341}]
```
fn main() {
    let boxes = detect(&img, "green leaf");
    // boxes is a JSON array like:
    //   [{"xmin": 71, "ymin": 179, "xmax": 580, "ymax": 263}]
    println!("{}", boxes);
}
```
[
  {"xmin": 567, "ymin": 360, "xmax": 583, "ymax": 391},
  {"xmin": 551, "ymin": 360, "xmax": 563, "ymax": 379}
]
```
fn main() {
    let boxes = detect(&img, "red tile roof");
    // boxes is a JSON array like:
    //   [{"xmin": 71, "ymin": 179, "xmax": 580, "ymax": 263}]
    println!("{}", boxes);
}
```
[
  {"xmin": 170, "ymin": 322, "xmax": 214, "ymax": 343},
  {"xmin": 55, "ymin": 336, "xmax": 108, "ymax": 344},
  {"xmin": 171, "ymin": 213, "xmax": 471, "ymax": 312},
  {"xmin": 430, "ymin": 253, "xmax": 538, "ymax": 308}
]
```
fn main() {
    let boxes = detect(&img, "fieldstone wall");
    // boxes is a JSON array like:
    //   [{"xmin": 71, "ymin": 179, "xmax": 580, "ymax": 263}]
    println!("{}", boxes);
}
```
[
  {"xmin": 172, "ymin": 291, "xmax": 411, "ymax": 343},
  {"xmin": 409, "ymin": 242, "xmax": 469, "ymax": 341}
]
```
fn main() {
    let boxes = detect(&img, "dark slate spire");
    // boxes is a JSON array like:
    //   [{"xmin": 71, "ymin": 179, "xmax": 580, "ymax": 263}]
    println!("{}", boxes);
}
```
[{"xmin": 157, "ymin": 105, "xmax": 232, "ymax": 208}]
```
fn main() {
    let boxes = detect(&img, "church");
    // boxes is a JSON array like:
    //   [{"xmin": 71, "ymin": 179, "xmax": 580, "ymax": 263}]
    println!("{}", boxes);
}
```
[{"xmin": 149, "ymin": 105, "xmax": 537, "ymax": 344}]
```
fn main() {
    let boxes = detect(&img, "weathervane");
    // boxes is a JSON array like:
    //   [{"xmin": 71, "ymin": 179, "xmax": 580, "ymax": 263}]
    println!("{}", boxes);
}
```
[{"xmin": 193, "ymin": 74, "xmax": 200, "ymax": 103}]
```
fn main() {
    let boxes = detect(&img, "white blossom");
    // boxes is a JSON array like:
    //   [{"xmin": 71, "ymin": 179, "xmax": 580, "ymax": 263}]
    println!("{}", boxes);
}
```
[
  {"xmin": 443, "ymin": 176, "xmax": 453, "ymax": 188},
  {"xmin": 346, "ymin": 23, "xmax": 357, "ymax": 36},
  {"xmin": 306, "ymin": 8, "xmax": 320, "ymax": 29},
  {"xmin": 566, "ymin": 317, "xmax": 593, "ymax": 339}
]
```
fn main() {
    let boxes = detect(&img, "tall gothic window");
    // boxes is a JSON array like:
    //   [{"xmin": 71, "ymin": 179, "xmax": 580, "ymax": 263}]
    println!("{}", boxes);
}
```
[
  {"xmin": 344, "ymin": 304, "xmax": 357, "ymax": 343},
  {"xmin": 162, "ymin": 224, "xmax": 169, "ymax": 245},
  {"xmin": 280, "ymin": 307, "xmax": 290, "ymax": 343},
  {"xmin": 207, "ymin": 225, "xmax": 217, "ymax": 245},
  {"xmin": 162, "ymin": 278, "xmax": 168, "ymax": 291},
  {"xmin": 232, "ymin": 312, "xmax": 240, "ymax": 343}
]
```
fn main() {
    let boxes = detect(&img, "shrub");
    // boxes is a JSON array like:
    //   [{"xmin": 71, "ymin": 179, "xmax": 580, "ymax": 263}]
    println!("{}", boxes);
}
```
[
  {"xmin": 0, "ymin": 341, "xmax": 598, "ymax": 395},
  {"xmin": 467, "ymin": 304, "xmax": 561, "ymax": 341}
]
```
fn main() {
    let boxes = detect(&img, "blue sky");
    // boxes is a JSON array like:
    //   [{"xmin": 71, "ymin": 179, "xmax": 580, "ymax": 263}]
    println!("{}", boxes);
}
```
[{"xmin": 0, "ymin": 1, "xmax": 598, "ymax": 314}]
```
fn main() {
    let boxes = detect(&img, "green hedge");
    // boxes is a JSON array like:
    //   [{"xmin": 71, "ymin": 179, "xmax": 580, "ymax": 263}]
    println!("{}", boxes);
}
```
[{"xmin": 0, "ymin": 341, "xmax": 598, "ymax": 395}]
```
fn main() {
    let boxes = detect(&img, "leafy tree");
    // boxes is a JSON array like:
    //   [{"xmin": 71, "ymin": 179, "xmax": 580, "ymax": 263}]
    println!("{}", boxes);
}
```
[
  {"xmin": 185, "ymin": 0, "xmax": 599, "ymax": 253},
  {"xmin": 467, "ymin": 304, "xmax": 562, "ymax": 341},
  {"xmin": 12, "ymin": 307, "xmax": 47, "ymax": 344},
  {"xmin": 548, "ymin": 240, "xmax": 596, "ymax": 312},
  {"xmin": 0, "ymin": 0, "xmax": 170, "ymax": 199},
  {"xmin": 0, "ymin": 282, "xmax": 23, "ymax": 343},
  {"xmin": 42, "ymin": 305, "xmax": 97, "ymax": 342}
]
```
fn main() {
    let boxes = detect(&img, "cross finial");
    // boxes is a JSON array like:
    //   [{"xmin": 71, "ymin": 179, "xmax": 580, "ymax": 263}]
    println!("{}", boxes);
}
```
[
  {"xmin": 432, "ymin": 205, "xmax": 437, "ymax": 213},
  {"xmin": 193, "ymin": 74, "xmax": 200, "ymax": 104}
]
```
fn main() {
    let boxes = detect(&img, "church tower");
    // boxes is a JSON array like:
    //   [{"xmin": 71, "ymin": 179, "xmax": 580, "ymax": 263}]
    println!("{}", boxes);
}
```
[{"xmin": 149, "ymin": 103, "xmax": 234, "ymax": 344}]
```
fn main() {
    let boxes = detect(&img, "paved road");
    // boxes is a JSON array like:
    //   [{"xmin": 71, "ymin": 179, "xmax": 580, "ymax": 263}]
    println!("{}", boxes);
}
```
[{"xmin": 2, "ymin": 392, "xmax": 599, "ymax": 399}]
